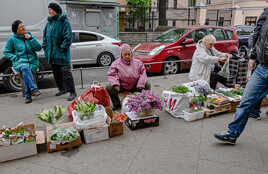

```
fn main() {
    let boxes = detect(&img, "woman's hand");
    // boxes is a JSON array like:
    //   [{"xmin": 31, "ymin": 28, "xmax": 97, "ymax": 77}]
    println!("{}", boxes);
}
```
[
  {"xmin": 24, "ymin": 34, "xmax": 32, "ymax": 40},
  {"xmin": 218, "ymin": 57, "xmax": 227, "ymax": 63},
  {"xmin": 113, "ymin": 85, "xmax": 120, "ymax": 92},
  {"xmin": 227, "ymin": 53, "xmax": 232, "ymax": 59}
]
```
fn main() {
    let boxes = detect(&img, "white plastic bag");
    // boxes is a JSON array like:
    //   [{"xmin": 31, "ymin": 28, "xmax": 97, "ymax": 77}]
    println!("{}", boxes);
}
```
[
  {"xmin": 72, "ymin": 104, "xmax": 107, "ymax": 129},
  {"xmin": 162, "ymin": 90, "xmax": 190, "ymax": 118},
  {"xmin": 182, "ymin": 110, "xmax": 204, "ymax": 122}
]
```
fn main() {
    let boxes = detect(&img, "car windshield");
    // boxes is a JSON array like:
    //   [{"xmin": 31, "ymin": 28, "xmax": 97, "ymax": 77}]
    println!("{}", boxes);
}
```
[
  {"xmin": 153, "ymin": 29, "xmax": 188, "ymax": 43},
  {"xmin": 236, "ymin": 26, "xmax": 255, "ymax": 36}
]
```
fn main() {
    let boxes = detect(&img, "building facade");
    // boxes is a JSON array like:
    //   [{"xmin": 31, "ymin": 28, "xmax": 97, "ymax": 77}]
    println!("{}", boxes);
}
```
[{"xmin": 116, "ymin": 0, "xmax": 268, "ymax": 31}]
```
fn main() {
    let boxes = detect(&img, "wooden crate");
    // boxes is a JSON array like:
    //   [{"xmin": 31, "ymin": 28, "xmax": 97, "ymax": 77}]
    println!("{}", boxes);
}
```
[
  {"xmin": 46, "ymin": 122, "xmax": 82, "ymax": 153},
  {"xmin": 0, "ymin": 124, "xmax": 37, "ymax": 163},
  {"xmin": 204, "ymin": 103, "xmax": 231, "ymax": 118},
  {"xmin": 230, "ymin": 100, "xmax": 240, "ymax": 112}
]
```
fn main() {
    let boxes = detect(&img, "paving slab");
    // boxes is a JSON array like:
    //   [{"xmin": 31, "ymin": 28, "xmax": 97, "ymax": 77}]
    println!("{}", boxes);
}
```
[{"xmin": 0, "ymin": 73, "xmax": 268, "ymax": 174}]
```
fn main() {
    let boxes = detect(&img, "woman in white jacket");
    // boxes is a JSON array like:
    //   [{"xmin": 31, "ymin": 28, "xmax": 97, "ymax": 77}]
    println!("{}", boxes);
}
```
[{"xmin": 189, "ymin": 34, "xmax": 232, "ymax": 89}]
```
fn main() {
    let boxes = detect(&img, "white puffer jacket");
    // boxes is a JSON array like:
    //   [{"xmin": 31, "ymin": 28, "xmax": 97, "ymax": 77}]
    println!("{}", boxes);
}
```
[{"xmin": 189, "ymin": 41, "xmax": 227, "ymax": 83}]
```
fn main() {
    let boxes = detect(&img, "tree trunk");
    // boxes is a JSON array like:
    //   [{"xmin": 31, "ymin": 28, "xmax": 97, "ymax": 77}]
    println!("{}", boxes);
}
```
[{"xmin": 158, "ymin": 0, "xmax": 167, "ymax": 26}]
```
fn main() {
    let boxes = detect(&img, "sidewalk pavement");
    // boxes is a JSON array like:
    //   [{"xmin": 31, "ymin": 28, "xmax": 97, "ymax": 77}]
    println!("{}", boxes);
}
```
[{"xmin": 1, "ymin": 73, "xmax": 268, "ymax": 174}]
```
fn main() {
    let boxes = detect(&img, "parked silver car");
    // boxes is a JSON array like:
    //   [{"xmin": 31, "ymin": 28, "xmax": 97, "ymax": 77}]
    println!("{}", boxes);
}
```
[
  {"xmin": 0, "ymin": 30, "xmax": 121, "ymax": 92},
  {"xmin": 71, "ymin": 30, "xmax": 121, "ymax": 66}
]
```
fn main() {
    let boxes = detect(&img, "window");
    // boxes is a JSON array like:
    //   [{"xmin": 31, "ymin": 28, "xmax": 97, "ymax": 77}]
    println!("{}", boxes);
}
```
[
  {"xmin": 245, "ymin": 17, "xmax": 257, "ymax": 26},
  {"xmin": 193, "ymin": 29, "xmax": 207, "ymax": 42},
  {"xmin": 174, "ymin": 0, "xmax": 177, "ymax": 8},
  {"xmin": 206, "ymin": 0, "xmax": 211, "ymax": 5},
  {"xmin": 188, "ymin": 0, "xmax": 196, "ymax": 7},
  {"xmin": 153, "ymin": 28, "xmax": 188, "ymax": 43},
  {"xmin": 72, "ymin": 32, "xmax": 79, "ymax": 43},
  {"xmin": 225, "ymin": 30, "xmax": 233, "ymax": 40},
  {"xmin": 218, "ymin": 17, "xmax": 224, "ymax": 26},
  {"xmin": 208, "ymin": 28, "xmax": 225, "ymax": 41},
  {"xmin": 173, "ymin": 20, "xmax": 176, "ymax": 27},
  {"xmin": 79, "ymin": 33, "xmax": 98, "ymax": 42}
]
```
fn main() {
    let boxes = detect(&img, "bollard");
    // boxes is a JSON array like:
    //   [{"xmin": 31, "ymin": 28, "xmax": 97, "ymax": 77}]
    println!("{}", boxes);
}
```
[{"xmin": 80, "ymin": 68, "xmax": 84, "ymax": 89}]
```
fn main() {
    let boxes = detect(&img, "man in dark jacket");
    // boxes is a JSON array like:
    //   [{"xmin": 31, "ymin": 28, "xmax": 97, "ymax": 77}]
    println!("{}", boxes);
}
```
[
  {"xmin": 43, "ymin": 2, "xmax": 76, "ymax": 101},
  {"xmin": 214, "ymin": 6, "xmax": 268, "ymax": 145}
]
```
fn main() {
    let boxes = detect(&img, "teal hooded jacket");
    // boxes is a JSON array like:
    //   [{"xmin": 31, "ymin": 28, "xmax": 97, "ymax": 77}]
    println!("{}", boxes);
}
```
[
  {"xmin": 42, "ymin": 14, "xmax": 72, "ymax": 65},
  {"xmin": 4, "ymin": 32, "xmax": 42, "ymax": 73}
]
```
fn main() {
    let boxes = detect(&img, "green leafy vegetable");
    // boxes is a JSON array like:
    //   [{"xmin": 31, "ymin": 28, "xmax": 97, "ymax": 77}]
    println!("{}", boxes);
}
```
[
  {"xmin": 172, "ymin": 86, "xmax": 191, "ymax": 94},
  {"xmin": 36, "ymin": 106, "xmax": 65, "ymax": 124},
  {"xmin": 74, "ymin": 101, "xmax": 96, "ymax": 114}
]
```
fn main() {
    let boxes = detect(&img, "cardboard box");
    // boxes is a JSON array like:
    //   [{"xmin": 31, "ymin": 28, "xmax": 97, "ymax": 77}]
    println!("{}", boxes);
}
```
[
  {"xmin": 36, "ymin": 130, "xmax": 47, "ymax": 153},
  {"xmin": 0, "ymin": 124, "xmax": 37, "ymax": 163},
  {"xmin": 109, "ymin": 121, "xmax": 123, "ymax": 138},
  {"xmin": 125, "ymin": 112, "xmax": 159, "ymax": 130},
  {"xmin": 82, "ymin": 124, "xmax": 109, "ymax": 144},
  {"xmin": 46, "ymin": 122, "xmax": 82, "ymax": 153}
]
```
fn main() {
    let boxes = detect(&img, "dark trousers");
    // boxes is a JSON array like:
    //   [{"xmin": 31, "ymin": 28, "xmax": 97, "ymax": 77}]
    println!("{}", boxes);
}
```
[
  {"xmin": 106, "ymin": 82, "xmax": 151, "ymax": 108},
  {"xmin": 210, "ymin": 72, "xmax": 226, "ymax": 90},
  {"xmin": 52, "ymin": 64, "xmax": 76, "ymax": 93}
]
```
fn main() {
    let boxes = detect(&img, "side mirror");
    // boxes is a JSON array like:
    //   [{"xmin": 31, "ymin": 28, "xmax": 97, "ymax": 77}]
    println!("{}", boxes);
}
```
[{"xmin": 181, "ymin": 39, "xmax": 194, "ymax": 45}]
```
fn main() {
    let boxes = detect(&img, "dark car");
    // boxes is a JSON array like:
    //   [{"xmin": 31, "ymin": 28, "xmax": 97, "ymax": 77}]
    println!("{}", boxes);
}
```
[{"xmin": 235, "ymin": 25, "xmax": 255, "ymax": 57}]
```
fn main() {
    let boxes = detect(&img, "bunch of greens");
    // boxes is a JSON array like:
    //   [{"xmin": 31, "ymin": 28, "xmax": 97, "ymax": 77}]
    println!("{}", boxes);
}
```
[
  {"xmin": 36, "ymin": 106, "xmax": 65, "ymax": 125},
  {"xmin": 50, "ymin": 127, "xmax": 78, "ymax": 143},
  {"xmin": 172, "ymin": 86, "xmax": 191, "ymax": 94},
  {"xmin": 74, "ymin": 101, "xmax": 96, "ymax": 114},
  {"xmin": 189, "ymin": 95, "xmax": 206, "ymax": 112},
  {"xmin": 231, "ymin": 88, "xmax": 244, "ymax": 96},
  {"xmin": 216, "ymin": 90, "xmax": 236, "ymax": 97}
]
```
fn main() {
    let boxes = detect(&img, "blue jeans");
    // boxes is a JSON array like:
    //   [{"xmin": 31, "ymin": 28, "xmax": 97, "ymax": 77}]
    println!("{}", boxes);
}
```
[
  {"xmin": 228, "ymin": 65, "xmax": 268, "ymax": 137},
  {"xmin": 20, "ymin": 66, "xmax": 37, "ymax": 99}
]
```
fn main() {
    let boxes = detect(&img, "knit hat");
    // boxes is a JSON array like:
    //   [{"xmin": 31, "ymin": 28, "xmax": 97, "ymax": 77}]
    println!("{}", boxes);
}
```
[
  {"xmin": 12, "ymin": 20, "xmax": 23, "ymax": 33},
  {"xmin": 48, "ymin": 2, "xmax": 62, "ymax": 14}
]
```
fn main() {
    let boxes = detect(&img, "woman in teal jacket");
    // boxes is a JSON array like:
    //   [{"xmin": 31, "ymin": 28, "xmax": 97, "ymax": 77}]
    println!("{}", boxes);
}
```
[
  {"xmin": 43, "ymin": 3, "xmax": 76, "ymax": 101},
  {"xmin": 4, "ymin": 20, "xmax": 41, "ymax": 104}
]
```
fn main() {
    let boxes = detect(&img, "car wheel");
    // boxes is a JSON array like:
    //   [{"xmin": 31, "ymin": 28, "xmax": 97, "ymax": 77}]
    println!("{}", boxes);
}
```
[
  {"xmin": 162, "ymin": 57, "xmax": 180, "ymax": 75},
  {"xmin": 3, "ymin": 66, "xmax": 22, "ymax": 92},
  {"xmin": 97, "ymin": 52, "xmax": 114, "ymax": 66},
  {"xmin": 239, "ymin": 46, "xmax": 248, "ymax": 58}
]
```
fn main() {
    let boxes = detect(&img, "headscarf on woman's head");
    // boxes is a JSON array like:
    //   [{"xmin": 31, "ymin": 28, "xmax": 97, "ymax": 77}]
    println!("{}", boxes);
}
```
[
  {"xmin": 120, "ymin": 43, "xmax": 134, "ymax": 63},
  {"xmin": 120, "ymin": 43, "xmax": 132, "ymax": 57}
]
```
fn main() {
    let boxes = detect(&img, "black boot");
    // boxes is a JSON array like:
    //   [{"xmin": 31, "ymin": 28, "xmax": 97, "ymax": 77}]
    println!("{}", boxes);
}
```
[
  {"xmin": 55, "ymin": 90, "xmax": 67, "ymax": 96},
  {"xmin": 67, "ymin": 92, "xmax": 77, "ymax": 101}
]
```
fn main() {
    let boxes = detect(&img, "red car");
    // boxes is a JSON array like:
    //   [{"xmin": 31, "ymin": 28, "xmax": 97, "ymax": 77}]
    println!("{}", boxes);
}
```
[{"xmin": 133, "ymin": 26, "xmax": 239, "ymax": 74}]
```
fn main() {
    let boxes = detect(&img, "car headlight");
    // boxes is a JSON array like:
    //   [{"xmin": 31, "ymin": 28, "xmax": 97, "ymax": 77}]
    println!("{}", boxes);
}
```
[{"xmin": 149, "ymin": 45, "xmax": 166, "ymax": 56}]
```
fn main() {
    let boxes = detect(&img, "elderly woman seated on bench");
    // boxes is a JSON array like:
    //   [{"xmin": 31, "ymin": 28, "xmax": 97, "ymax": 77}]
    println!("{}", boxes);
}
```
[{"xmin": 106, "ymin": 44, "xmax": 151, "ymax": 110}]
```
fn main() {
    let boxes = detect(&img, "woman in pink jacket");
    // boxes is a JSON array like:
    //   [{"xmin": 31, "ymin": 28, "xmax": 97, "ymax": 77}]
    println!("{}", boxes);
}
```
[{"xmin": 106, "ymin": 44, "xmax": 151, "ymax": 110}]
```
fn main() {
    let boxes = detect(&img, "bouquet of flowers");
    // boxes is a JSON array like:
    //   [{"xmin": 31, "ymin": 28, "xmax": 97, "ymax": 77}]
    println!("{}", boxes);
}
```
[{"xmin": 126, "ymin": 90, "xmax": 162, "ymax": 116}]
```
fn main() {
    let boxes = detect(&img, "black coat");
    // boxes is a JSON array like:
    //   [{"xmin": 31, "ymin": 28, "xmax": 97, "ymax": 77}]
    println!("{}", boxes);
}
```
[{"xmin": 251, "ymin": 8, "xmax": 268, "ymax": 66}]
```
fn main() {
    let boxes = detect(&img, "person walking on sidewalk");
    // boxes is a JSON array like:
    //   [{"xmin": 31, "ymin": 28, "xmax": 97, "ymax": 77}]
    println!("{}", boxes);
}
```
[
  {"xmin": 4, "ymin": 20, "xmax": 41, "ymax": 104},
  {"xmin": 43, "ymin": 2, "xmax": 76, "ymax": 101},
  {"xmin": 106, "ymin": 44, "xmax": 151, "ymax": 110},
  {"xmin": 214, "ymin": 5, "xmax": 268, "ymax": 145}
]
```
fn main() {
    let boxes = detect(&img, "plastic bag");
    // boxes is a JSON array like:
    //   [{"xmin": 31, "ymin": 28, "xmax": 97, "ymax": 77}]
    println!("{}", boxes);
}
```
[
  {"xmin": 72, "ymin": 104, "xmax": 108, "ymax": 129},
  {"xmin": 162, "ymin": 90, "xmax": 190, "ymax": 118},
  {"xmin": 218, "ymin": 59, "xmax": 230, "ymax": 78},
  {"xmin": 67, "ymin": 81, "xmax": 111, "ymax": 120}
]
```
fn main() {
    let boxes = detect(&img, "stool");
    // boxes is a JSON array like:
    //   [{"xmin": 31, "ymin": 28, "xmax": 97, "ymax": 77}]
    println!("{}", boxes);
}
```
[{"xmin": 19, "ymin": 73, "xmax": 38, "ymax": 97}]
